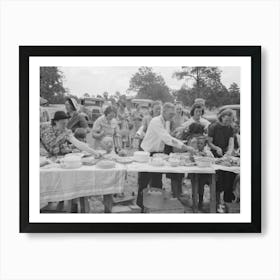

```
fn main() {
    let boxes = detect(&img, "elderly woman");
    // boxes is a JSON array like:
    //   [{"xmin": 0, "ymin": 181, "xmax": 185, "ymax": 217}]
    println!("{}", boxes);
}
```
[
  {"xmin": 208, "ymin": 109, "xmax": 236, "ymax": 205},
  {"xmin": 92, "ymin": 106, "xmax": 120, "ymax": 150},
  {"xmin": 40, "ymin": 111, "xmax": 99, "ymax": 157},
  {"xmin": 65, "ymin": 98, "xmax": 88, "ymax": 132}
]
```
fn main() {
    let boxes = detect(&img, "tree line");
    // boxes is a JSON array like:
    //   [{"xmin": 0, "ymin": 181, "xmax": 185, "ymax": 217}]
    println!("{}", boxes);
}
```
[{"xmin": 40, "ymin": 66, "xmax": 240, "ymax": 108}]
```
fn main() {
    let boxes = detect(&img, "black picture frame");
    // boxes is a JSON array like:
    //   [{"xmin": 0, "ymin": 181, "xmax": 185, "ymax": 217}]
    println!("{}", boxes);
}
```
[{"xmin": 20, "ymin": 46, "xmax": 261, "ymax": 233}]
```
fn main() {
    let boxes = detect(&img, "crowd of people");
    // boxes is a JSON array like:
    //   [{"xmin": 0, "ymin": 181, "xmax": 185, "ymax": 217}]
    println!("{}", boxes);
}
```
[{"xmin": 40, "ymin": 96, "xmax": 240, "ymax": 213}]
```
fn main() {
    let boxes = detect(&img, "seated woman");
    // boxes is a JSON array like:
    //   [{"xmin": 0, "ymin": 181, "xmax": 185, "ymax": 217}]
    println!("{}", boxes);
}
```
[{"xmin": 40, "ymin": 111, "xmax": 99, "ymax": 157}]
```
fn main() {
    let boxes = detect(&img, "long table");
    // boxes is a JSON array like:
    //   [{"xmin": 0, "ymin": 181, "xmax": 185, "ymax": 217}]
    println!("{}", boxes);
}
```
[
  {"xmin": 40, "ymin": 163, "xmax": 126, "ymax": 212},
  {"xmin": 40, "ymin": 162, "xmax": 240, "ymax": 213}
]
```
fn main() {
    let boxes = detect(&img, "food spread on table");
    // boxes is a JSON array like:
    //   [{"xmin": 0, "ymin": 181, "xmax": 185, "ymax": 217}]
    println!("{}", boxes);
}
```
[
  {"xmin": 215, "ymin": 156, "xmax": 240, "ymax": 167},
  {"xmin": 40, "ymin": 149, "xmax": 240, "ymax": 171}
]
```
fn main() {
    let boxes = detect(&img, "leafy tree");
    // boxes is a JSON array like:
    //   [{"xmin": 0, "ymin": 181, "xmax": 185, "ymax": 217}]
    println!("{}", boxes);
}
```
[
  {"xmin": 129, "ymin": 67, "xmax": 174, "ymax": 102},
  {"xmin": 173, "ymin": 67, "xmax": 240, "ymax": 109},
  {"xmin": 228, "ymin": 82, "xmax": 240, "ymax": 104},
  {"xmin": 40, "ymin": 67, "xmax": 66, "ymax": 104},
  {"xmin": 175, "ymin": 86, "xmax": 197, "ymax": 107},
  {"xmin": 173, "ymin": 67, "xmax": 223, "ymax": 98},
  {"xmin": 83, "ymin": 93, "xmax": 90, "ymax": 98}
]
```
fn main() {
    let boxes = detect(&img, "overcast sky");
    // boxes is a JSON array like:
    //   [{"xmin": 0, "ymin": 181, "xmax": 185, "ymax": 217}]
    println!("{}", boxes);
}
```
[{"xmin": 60, "ymin": 66, "xmax": 240, "ymax": 97}]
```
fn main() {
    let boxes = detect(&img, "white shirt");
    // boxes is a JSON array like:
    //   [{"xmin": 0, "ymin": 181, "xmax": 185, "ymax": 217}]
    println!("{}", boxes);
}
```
[{"xmin": 141, "ymin": 116, "xmax": 184, "ymax": 153}]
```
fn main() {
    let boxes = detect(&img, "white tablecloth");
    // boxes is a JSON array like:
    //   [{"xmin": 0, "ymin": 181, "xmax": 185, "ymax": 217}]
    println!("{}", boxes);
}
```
[
  {"xmin": 40, "ymin": 162, "xmax": 240, "ymax": 205},
  {"xmin": 40, "ymin": 164, "xmax": 126, "ymax": 204},
  {"xmin": 213, "ymin": 164, "xmax": 240, "ymax": 174},
  {"xmin": 126, "ymin": 162, "xmax": 216, "ymax": 174}
]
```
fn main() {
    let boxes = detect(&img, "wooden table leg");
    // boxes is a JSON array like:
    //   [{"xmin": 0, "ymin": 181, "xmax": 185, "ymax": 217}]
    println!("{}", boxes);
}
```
[
  {"xmin": 210, "ymin": 174, "xmax": 216, "ymax": 213},
  {"xmin": 56, "ymin": 201, "xmax": 64, "ymax": 212},
  {"xmin": 192, "ymin": 174, "xmax": 199, "ymax": 213},
  {"xmin": 63, "ymin": 200, "xmax": 73, "ymax": 213},
  {"xmin": 79, "ymin": 197, "xmax": 90, "ymax": 213},
  {"xmin": 103, "ymin": 194, "xmax": 113, "ymax": 213}
]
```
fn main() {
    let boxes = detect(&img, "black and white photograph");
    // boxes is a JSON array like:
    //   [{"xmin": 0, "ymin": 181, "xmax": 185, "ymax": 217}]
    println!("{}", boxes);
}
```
[
  {"xmin": 3, "ymin": 0, "xmax": 280, "ymax": 279},
  {"xmin": 39, "ymin": 66, "xmax": 241, "ymax": 214},
  {"xmin": 20, "ymin": 46, "xmax": 260, "ymax": 233}
]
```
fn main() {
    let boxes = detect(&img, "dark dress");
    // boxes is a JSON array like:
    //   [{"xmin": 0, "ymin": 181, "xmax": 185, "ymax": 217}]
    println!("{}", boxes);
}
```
[
  {"xmin": 67, "ymin": 112, "xmax": 88, "ymax": 133},
  {"xmin": 208, "ymin": 122, "xmax": 236, "ymax": 202},
  {"xmin": 208, "ymin": 122, "xmax": 234, "ymax": 157}
]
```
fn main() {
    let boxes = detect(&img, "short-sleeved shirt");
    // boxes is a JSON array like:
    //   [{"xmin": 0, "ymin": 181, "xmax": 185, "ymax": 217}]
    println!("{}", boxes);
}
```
[
  {"xmin": 67, "ymin": 112, "xmax": 88, "ymax": 132},
  {"xmin": 171, "ymin": 114, "xmax": 188, "ymax": 132},
  {"xmin": 92, "ymin": 115, "xmax": 118, "ymax": 149},
  {"xmin": 208, "ymin": 122, "xmax": 234, "ymax": 156},
  {"xmin": 40, "ymin": 123, "xmax": 73, "ymax": 156}
]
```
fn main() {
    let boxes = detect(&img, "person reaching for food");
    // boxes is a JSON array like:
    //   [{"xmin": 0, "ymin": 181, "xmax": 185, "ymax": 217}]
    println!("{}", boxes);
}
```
[
  {"xmin": 137, "ymin": 103, "xmax": 195, "ymax": 210},
  {"xmin": 40, "ymin": 111, "xmax": 100, "ymax": 157},
  {"xmin": 207, "ymin": 109, "xmax": 236, "ymax": 206}
]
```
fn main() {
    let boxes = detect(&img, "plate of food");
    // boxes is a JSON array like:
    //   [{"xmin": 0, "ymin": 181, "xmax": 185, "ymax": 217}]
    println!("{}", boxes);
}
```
[
  {"xmin": 103, "ymin": 153, "xmax": 119, "ymax": 160},
  {"xmin": 215, "ymin": 156, "xmax": 240, "ymax": 167},
  {"xmin": 116, "ymin": 157, "xmax": 134, "ymax": 164},
  {"xmin": 81, "ymin": 156, "xmax": 99, "ymax": 166},
  {"xmin": 195, "ymin": 157, "xmax": 215, "ymax": 167},
  {"xmin": 152, "ymin": 153, "xmax": 169, "ymax": 160}
]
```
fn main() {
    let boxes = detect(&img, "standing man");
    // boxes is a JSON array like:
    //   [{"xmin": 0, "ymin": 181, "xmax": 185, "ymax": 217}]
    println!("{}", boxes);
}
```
[{"xmin": 137, "ymin": 103, "xmax": 195, "ymax": 211}]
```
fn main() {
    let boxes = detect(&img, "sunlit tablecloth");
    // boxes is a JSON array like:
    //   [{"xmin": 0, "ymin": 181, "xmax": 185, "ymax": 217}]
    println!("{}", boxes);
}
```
[
  {"xmin": 125, "ymin": 162, "xmax": 216, "ymax": 174},
  {"xmin": 213, "ymin": 164, "xmax": 240, "ymax": 174},
  {"xmin": 40, "ymin": 163, "xmax": 126, "ymax": 204}
]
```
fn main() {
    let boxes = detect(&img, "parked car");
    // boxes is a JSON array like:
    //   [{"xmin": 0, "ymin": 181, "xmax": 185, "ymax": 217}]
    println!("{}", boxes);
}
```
[
  {"xmin": 80, "ymin": 97, "xmax": 104, "ymax": 127},
  {"xmin": 131, "ymin": 98, "xmax": 153, "ymax": 108}
]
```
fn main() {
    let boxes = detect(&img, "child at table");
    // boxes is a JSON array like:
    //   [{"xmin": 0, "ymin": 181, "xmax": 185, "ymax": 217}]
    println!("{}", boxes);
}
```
[
  {"xmin": 190, "ymin": 136, "xmax": 213, "ymax": 211},
  {"xmin": 100, "ymin": 136, "xmax": 115, "ymax": 155}
]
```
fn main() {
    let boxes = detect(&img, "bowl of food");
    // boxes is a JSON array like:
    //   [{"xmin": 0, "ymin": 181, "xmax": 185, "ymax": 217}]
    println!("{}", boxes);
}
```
[
  {"xmin": 195, "ymin": 157, "xmax": 214, "ymax": 167},
  {"xmin": 133, "ymin": 151, "xmax": 150, "ymax": 163},
  {"xmin": 168, "ymin": 158, "xmax": 180, "ymax": 167},
  {"xmin": 60, "ymin": 155, "xmax": 82, "ymax": 169},
  {"xmin": 81, "ymin": 156, "xmax": 98, "ymax": 166},
  {"xmin": 153, "ymin": 153, "xmax": 169, "ymax": 160},
  {"xmin": 116, "ymin": 156, "xmax": 134, "ymax": 164},
  {"xmin": 118, "ymin": 149, "xmax": 128, "ymax": 157},
  {"xmin": 150, "ymin": 157, "xmax": 165, "ymax": 167},
  {"xmin": 96, "ymin": 160, "xmax": 116, "ymax": 169}
]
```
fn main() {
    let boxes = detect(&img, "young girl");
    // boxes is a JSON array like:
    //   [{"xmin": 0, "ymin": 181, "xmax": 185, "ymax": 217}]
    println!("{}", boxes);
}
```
[{"xmin": 190, "ymin": 136, "xmax": 213, "ymax": 211}]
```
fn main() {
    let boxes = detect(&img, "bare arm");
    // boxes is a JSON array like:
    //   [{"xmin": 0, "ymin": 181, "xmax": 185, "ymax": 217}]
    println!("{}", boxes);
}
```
[
  {"xmin": 68, "ymin": 134, "xmax": 100, "ymax": 157},
  {"xmin": 208, "ymin": 137, "xmax": 223, "ymax": 156},
  {"xmin": 226, "ymin": 137, "xmax": 234, "ymax": 155}
]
